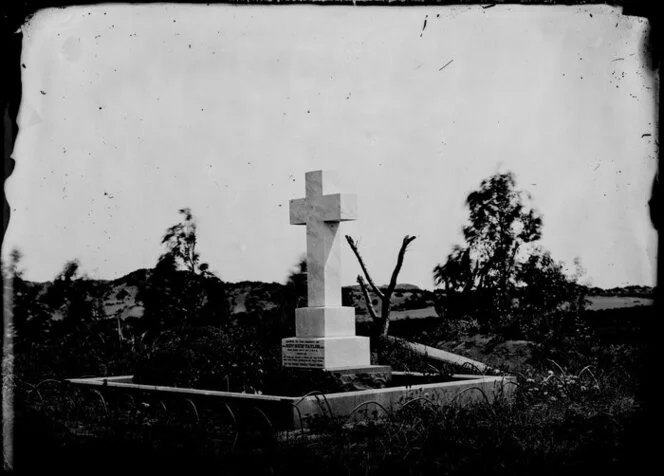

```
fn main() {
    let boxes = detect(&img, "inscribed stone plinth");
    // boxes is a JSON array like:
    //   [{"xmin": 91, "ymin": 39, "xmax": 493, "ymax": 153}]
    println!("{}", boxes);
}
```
[{"xmin": 282, "ymin": 336, "xmax": 370, "ymax": 369}]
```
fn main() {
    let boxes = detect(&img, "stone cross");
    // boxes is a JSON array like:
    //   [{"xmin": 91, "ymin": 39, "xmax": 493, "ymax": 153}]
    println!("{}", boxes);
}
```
[
  {"xmin": 289, "ymin": 170, "xmax": 357, "ymax": 307},
  {"xmin": 283, "ymin": 170, "xmax": 377, "ymax": 370}
]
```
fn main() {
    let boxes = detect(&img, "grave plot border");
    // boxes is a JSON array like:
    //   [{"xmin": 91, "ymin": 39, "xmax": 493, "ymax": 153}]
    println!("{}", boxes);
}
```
[{"xmin": 67, "ymin": 372, "xmax": 516, "ymax": 430}]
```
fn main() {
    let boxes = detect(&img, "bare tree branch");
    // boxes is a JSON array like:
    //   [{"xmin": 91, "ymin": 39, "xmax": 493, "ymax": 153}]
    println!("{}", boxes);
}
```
[
  {"xmin": 357, "ymin": 275, "xmax": 378, "ymax": 321},
  {"xmin": 345, "ymin": 235, "xmax": 384, "ymax": 299},
  {"xmin": 346, "ymin": 234, "xmax": 417, "ymax": 339},
  {"xmin": 386, "ymin": 235, "xmax": 417, "ymax": 295}
]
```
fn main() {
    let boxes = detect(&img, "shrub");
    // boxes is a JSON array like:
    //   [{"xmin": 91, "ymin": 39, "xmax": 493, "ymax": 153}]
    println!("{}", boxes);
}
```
[{"xmin": 132, "ymin": 325, "xmax": 267, "ymax": 393}]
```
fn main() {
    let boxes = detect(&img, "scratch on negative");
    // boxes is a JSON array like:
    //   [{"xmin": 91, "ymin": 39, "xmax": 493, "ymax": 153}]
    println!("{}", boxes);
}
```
[
  {"xmin": 420, "ymin": 15, "xmax": 428, "ymax": 37},
  {"xmin": 439, "ymin": 59, "xmax": 454, "ymax": 71},
  {"xmin": 611, "ymin": 58, "xmax": 625, "ymax": 62}
]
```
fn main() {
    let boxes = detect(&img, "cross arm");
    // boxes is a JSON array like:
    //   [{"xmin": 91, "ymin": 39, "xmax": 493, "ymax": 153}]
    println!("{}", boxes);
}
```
[
  {"xmin": 319, "ymin": 193, "xmax": 358, "ymax": 222},
  {"xmin": 289, "ymin": 198, "xmax": 308, "ymax": 225}
]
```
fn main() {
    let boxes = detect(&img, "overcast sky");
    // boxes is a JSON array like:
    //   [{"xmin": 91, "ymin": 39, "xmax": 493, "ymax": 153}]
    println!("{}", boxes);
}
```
[{"xmin": 4, "ymin": 3, "xmax": 658, "ymax": 289}]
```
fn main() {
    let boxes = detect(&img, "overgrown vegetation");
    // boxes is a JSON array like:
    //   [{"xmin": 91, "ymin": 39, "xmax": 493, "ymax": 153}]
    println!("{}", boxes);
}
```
[
  {"xmin": 3, "ymin": 191, "xmax": 657, "ymax": 473},
  {"xmin": 137, "ymin": 208, "xmax": 231, "ymax": 335},
  {"xmin": 9, "ymin": 339, "xmax": 650, "ymax": 474}
]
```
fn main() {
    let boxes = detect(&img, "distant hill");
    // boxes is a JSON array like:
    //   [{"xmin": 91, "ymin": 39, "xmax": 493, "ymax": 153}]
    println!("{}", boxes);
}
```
[
  {"xmin": 584, "ymin": 285, "xmax": 655, "ymax": 297},
  {"xmin": 346, "ymin": 283, "xmax": 422, "ymax": 292},
  {"xmin": 15, "ymin": 268, "xmax": 434, "ymax": 321},
  {"xmin": 13, "ymin": 269, "xmax": 654, "ymax": 322}
]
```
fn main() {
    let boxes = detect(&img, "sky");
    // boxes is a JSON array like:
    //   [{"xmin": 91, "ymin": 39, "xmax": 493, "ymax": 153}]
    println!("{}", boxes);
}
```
[{"xmin": 3, "ymin": 3, "xmax": 659, "ymax": 290}]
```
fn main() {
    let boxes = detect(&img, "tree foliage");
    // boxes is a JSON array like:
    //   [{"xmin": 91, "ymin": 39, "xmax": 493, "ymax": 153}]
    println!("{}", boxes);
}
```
[
  {"xmin": 434, "ymin": 172, "xmax": 542, "ymax": 294},
  {"xmin": 514, "ymin": 249, "xmax": 587, "ymax": 339},
  {"xmin": 137, "ymin": 208, "xmax": 229, "ymax": 334},
  {"xmin": 161, "ymin": 207, "xmax": 208, "ymax": 275},
  {"xmin": 283, "ymin": 255, "xmax": 307, "ymax": 311},
  {"xmin": 433, "ymin": 172, "xmax": 583, "ymax": 335},
  {"xmin": 42, "ymin": 259, "xmax": 102, "ymax": 328}
]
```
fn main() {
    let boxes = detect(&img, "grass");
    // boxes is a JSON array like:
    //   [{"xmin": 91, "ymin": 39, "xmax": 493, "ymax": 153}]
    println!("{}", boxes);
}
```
[
  {"xmin": 10, "ymin": 356, "xmax": 647, "ymax": 475},
  {"xmin": 6, "ymin": 302, "xmax": 656, "ymax": 475},
  {"xmin": 10, "ymin": 351, "xmax": 649, "ymax": 475}
]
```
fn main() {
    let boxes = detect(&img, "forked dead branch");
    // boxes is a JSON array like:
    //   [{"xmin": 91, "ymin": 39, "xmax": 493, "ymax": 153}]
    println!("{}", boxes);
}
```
[{"xmin": 345, "ymin": 234, "xmax": 417, "ymax": 338}]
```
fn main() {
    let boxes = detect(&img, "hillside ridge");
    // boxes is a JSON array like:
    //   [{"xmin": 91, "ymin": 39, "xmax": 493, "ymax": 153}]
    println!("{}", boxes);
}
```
[{"xmin": 14, "ymin": 268, "xmax": 654, "ymax": 321}]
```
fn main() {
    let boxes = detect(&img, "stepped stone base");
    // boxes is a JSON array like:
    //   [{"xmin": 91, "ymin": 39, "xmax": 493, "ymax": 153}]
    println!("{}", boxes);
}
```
[
  {"xmin": 325, "ymin": 365, "xmax": 392, "ymax": 391},
  {"xmin": 284, "ymin": 365, "xmax": 393, "ymax": 393},
  {"xmin": 282, "ymin": 336, "xmax": 370, "ymax": 369}
]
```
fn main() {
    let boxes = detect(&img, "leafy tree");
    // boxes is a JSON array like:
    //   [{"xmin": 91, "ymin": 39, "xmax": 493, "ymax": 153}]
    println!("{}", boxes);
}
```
[
  {"xmin": 42, "ymin": 259, "xmax": 97, "ymax": 329},
  {"xmin": 432, "ymin": 245, "xmax": 476, "ymax": 321},
  {"xmin": 446, "ymin": 172, "xmax": 541, "ymax": 291},
  {"xmin": 161, "ymin": 207, "xmax": 207, "ymax": 275},
  {"xmin": 433, "ymin": 172, "xmax": 580, "ymax": 334},
  {"xmin": 514, "ymin": 248, "xmax": 587, "ymax": 339},
  {"xmin": 138, "ymin": 208, "xmax": 229, "ymax": 335}
]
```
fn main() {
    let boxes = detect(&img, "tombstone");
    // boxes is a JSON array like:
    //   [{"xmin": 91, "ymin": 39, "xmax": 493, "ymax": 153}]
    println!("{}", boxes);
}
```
[{"xmin": 282, "ymin": 171, "xmax": 391, "ymax": 386}]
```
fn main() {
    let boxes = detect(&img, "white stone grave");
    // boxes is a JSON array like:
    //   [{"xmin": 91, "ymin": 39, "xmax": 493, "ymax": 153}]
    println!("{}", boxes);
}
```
[{"xmin": 282, "ymin": 170, "xmax": 371, "ymax": 370}]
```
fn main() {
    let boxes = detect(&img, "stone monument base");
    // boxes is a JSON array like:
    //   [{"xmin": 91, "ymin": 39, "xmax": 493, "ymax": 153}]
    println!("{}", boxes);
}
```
[
  {"xmin": 282, "ymin": 336, "xmax": 370, "ymax": 369},
  {"xmin": 324, "ymin": 365, "xmax": 393, "ymax": 391},
  {"xmin": 281, "ymin": 365, "xmax": 393, "ymax": 393}
]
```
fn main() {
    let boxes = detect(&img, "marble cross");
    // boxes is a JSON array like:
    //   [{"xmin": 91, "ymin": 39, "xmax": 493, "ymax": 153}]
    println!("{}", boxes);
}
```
[{"xmin": 289, "ymin": 170, "xmax": 357, "ymax": 307}]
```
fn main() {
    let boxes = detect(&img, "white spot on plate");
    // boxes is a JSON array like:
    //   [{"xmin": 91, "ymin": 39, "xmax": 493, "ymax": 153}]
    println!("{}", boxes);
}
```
[{"xmin": 61, "ymin": 36, "xmax": 82, "ymax": 62}]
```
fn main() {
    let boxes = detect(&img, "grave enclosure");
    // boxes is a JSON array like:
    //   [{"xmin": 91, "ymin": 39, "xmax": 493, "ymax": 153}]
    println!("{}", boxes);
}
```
[{"xmin": 68, "ymin": 170, "xmax": 515, "ymax": 430}]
